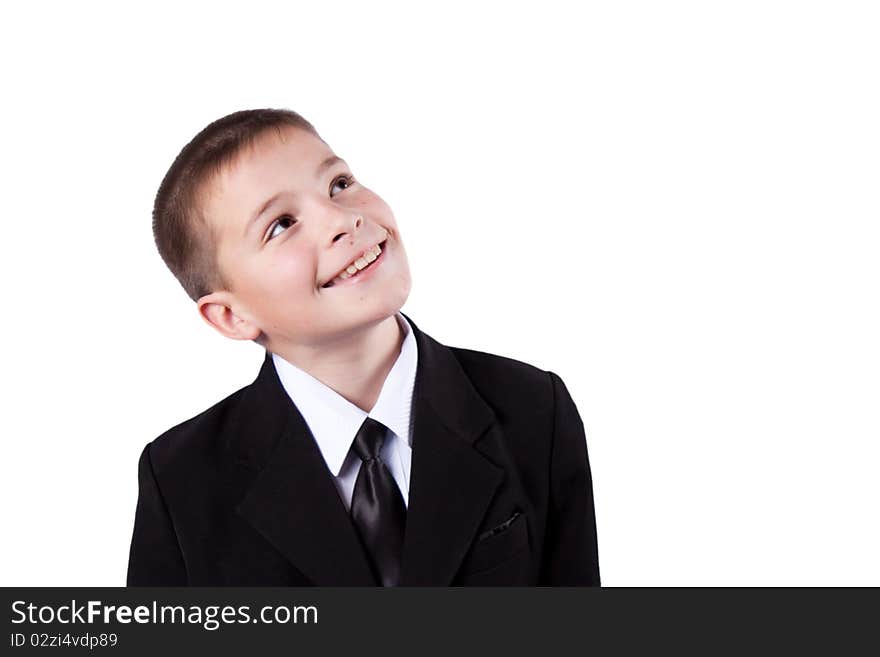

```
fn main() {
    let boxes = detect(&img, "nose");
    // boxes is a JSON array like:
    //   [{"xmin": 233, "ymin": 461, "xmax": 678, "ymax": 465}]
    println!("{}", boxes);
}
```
[{"xmin": 327, "ymin": 213, "xmax": 364, "ymax": 246}]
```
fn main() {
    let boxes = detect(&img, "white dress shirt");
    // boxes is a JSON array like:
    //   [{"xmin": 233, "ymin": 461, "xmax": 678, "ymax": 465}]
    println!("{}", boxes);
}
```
[{"xmin": 271, "ymin": 311, "xmax": 418, "ymax": 511}]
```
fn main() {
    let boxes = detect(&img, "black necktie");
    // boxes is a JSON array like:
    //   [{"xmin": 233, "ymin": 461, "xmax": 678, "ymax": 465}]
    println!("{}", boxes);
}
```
[{"xmin": 349, "ymin": 417, "xmax": 407, "ymax": 586}]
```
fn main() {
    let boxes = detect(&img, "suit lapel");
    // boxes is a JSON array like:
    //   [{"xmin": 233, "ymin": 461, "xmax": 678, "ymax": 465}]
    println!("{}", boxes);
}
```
[
  {"xmin": 398, "ymin": 312, "xmax": 503, "ymax": 585},
  {"xmin": 232, "ymin": 352, "xmax": 377, "ymax": 586},
  {"xmin": 231, "ymin": 312, "xmax": 503, "ymax": 586}
]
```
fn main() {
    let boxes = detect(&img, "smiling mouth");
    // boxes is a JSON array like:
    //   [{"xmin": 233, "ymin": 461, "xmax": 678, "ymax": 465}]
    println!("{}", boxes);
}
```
[{"xmin": 321, "ymin": 239, "xmax": 387, "ymax": 288}]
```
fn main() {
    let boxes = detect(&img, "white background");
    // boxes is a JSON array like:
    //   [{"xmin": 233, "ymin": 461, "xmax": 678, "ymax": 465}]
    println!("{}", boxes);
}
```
[{"xmin": 1, "ymin": 1, "xmax": 877, "ymax": 586}]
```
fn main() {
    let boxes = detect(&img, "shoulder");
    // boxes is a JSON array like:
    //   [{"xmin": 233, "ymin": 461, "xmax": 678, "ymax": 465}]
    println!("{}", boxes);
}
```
[
  {"xmin": 140, "ymin": 383, "xmax": 250, "ymax": 478},
  {"xmin": 446, "ymin": 344, "xmax": 580, "ymax": 420},
  {"xmin": 447, "ymin": 345, "xmax": 556, "ymax": 412}
]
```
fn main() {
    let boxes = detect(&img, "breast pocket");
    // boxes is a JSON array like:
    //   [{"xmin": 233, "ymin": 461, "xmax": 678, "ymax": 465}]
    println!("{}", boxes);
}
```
[{"xmin": 458, "ymin": 510, "xmax": 530, "ymax": 577}]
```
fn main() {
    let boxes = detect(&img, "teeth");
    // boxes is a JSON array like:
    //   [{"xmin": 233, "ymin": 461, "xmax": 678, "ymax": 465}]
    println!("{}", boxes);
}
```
[{"xmin": 331, "ymin": 242, "xmax": 383, "ymax": 284}]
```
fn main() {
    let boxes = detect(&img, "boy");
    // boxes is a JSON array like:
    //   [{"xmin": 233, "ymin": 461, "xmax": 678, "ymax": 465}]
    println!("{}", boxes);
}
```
[{"xmin": 127, "ymin": 108, "xmax": 600, "ymax": 586}]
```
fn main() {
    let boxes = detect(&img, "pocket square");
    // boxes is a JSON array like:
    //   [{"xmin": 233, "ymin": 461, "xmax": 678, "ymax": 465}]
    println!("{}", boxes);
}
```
[
  {"xmin": 478, "ymin": 511, "xmax": 522, "ymax": 542},
  {"xmin": 459, "ymin": 510, "xmax": 529, "ymax": 578}
]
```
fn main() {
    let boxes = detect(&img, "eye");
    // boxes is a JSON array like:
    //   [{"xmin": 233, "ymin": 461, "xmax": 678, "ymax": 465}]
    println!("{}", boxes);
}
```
[
  {"xmin": 263, "ymin": 174, "xmax": 357, "ymax": 242},
  {"xmin": 331, "ymin": 173, "xmax": 356, "ymax": 195},
  {"xmin": 266, "ymin": 215, "xmax": 295, "ymax": 241}
]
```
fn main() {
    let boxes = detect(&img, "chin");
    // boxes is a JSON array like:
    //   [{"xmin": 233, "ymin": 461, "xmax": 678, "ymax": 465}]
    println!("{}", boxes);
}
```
[{"xmin": 336, "ymin": 301, "xmax": 400, "ymax": 330}]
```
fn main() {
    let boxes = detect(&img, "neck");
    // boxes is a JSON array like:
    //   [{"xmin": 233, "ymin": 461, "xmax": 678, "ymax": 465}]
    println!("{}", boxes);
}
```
[{"xmin": 269, "ymin": 313, "xmax": 405, "ymax": 413}]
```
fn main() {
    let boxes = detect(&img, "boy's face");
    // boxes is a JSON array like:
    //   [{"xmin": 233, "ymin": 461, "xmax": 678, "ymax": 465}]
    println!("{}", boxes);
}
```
[{"xmin": 197, "ymin": 126, "xmax": 412, "ymax": 350}]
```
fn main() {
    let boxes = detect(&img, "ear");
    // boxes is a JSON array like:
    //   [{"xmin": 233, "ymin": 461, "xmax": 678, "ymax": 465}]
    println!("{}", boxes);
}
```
[{"xmin": 196, "ymin": 292, "xmax": 261, "ymax": 341}]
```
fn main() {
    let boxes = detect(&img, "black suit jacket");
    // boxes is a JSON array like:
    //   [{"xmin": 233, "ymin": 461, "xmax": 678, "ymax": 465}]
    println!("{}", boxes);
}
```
[{"xmin": 127, "ymin": 312, "xmax": 600, "ymax": 586}]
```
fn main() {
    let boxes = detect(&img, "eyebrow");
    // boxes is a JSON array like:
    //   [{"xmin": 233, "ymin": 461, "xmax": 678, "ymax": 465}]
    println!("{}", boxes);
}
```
[{"xmin": 245, "ymin": 154, "xmax": 347, "ymax": 237}]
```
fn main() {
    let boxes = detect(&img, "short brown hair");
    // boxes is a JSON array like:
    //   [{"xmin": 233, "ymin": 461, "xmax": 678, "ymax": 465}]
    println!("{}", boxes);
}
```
[{"xmin": 152, "ymin": 108, "xmax": 321, "ymax": 302}]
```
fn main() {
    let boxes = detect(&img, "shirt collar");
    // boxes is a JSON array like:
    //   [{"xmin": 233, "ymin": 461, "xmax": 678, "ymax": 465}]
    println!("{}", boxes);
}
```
[{"xmin": 270, "ymin": 311, "xmax": 418, "ymax": 477}]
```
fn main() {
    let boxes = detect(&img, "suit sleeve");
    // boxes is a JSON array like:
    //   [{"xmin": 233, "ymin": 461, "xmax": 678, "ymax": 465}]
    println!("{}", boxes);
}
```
[
  {"xmin": 539, "ymin": 371, "xmax": 601, "ymax": 586},
  {"xmin": 126, "ymin": 442, "xmax": 188, "ymax": 586}
]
